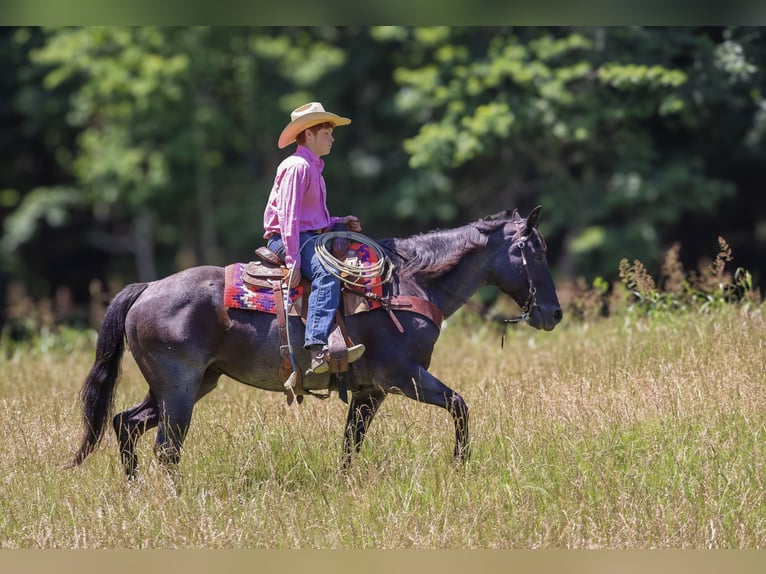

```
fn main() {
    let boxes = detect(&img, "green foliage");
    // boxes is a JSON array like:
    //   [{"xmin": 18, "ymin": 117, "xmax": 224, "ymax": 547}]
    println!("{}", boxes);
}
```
[
  {"xmin": 598, "ymin": 63, "xmax": 687, "ymax": 89},
  {"xmin": 616, "ymin": 236, "xmax": 761, "ymax": 317},
  {"xmin": 252, "ymin": 31, "xmax": 346, "ymax": 87},
  {"xmin": 3, "ymin": 27, "xmax": 363, "ymax": 286},
  {"xmin": 380, "ymin": 27, "xmax": 762, "ymax": 278},
  {"xmin": 1, "ymin": 26, "xmax": 765, "ymax": 296},
  {"xmin": 1, "ymin": 186, "xmax": 82, "ymax": 252},
  {"xmin": 491, "ymin": 236, "xmax": 759, "ymax": 335},
  {"xmin": 551, "ymin": 235, "xmax": 761, "ymax": 325}
]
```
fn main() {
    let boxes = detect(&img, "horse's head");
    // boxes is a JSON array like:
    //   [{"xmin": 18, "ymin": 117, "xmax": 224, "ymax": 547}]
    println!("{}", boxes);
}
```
[{"xmin": 488, "ymin": 206, "xmax": 563, "ymax": 331}]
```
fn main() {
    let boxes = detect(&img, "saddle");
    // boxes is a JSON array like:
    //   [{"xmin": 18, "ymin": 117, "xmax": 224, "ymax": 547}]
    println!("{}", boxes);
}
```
[{"xmin": 242, "ymin": 247, "xmax": 289, "ymax": 289}]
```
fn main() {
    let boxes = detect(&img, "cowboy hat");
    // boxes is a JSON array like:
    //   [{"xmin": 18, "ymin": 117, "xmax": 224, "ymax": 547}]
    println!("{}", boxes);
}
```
[{"xmin": 278, "ymin": 102, "xmax": 351, "ymax": 149}]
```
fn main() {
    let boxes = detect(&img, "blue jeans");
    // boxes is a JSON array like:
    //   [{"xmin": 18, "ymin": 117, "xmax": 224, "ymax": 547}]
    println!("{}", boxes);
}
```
[{"xmin": 267, "ymin": 232, "xmax": 340, "ymax": 350}]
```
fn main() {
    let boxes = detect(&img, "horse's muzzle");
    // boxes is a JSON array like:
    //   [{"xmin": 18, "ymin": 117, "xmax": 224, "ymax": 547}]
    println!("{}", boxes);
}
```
[{"xmin": 528, "ymin": 305, "xmax": 563, "ymax": 331}]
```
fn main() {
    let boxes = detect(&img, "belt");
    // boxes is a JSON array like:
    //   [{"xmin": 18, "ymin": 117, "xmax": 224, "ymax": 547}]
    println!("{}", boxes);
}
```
[{"xmin": 265, "ymin": 229, "xmax": 325, "ymax": 240}]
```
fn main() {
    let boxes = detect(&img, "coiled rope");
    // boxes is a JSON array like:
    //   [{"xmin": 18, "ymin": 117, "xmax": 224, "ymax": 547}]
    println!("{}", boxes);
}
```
[{"xmin": 314, "ymin": 231, "xmax": 393, "ymax": 288}]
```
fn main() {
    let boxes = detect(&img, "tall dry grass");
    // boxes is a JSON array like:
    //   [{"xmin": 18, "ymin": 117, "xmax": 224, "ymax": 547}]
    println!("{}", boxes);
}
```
[{"xmin": 1, "ymin": 299, "xmax": 764, "ymax": 548}]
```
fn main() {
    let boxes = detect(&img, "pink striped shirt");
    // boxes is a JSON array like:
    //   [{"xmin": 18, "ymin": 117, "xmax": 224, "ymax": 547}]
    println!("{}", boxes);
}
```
[{"xmin": 263, "ymin": 145, "xmax": 342, "ymax": 269}]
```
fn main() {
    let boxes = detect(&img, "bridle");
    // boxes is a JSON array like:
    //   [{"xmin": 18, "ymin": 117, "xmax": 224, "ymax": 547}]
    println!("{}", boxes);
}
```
[
  {"xmin": 503, "ymin": 226, "xmax": 539, "ymax": 325},
  {"xmin": 495, "ymin": 224, "xmax": 547, "ymax": 348}
]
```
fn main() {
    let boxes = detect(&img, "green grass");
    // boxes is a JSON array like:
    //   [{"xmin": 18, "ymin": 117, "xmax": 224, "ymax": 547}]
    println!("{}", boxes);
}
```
[{"xmin": 1, "ymin": 304, "xmax": 765, "ymax": 548}]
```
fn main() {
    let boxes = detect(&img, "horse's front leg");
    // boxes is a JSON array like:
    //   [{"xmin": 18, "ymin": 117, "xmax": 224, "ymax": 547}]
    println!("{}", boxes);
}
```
[
  {"xmin": 401, "ymin": 365, "xmax": 470, "ymax": 463},
  {"xmin": 342, "ymin": 390, "xmax": 386, "ymax": 471}
]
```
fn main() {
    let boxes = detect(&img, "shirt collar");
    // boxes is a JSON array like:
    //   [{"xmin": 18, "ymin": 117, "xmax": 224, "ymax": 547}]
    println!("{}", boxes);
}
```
[{"xmin": 296, "ymin": 144, "xmax": 324, "ymax": 171}]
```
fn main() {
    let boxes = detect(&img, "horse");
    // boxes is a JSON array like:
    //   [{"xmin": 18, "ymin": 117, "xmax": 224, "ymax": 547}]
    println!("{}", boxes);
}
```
[{"xmin": 67, "ymin": 206, "xmax": 562, "ymax": 479}]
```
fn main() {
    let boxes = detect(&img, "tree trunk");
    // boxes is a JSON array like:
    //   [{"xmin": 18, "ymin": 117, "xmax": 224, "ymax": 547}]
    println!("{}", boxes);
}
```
[
  {"xmin": 133, "ymin": 208, "xmax": 157, "ymax": 282},
  {"xmin": 195, "ymin": 121, "xmax": 220, "ymax": 264}
]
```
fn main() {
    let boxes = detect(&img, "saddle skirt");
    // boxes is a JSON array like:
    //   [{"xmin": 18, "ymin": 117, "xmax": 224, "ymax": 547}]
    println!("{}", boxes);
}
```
[{"xmin": 223, "ymin": 242, "xmax": 385, "ymax": 317}]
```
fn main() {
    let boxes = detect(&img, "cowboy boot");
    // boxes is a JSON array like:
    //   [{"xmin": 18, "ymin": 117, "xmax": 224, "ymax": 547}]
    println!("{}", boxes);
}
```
[{"xmin": 306, "ymin": 343, "xmax": 366, "ymax": 375}]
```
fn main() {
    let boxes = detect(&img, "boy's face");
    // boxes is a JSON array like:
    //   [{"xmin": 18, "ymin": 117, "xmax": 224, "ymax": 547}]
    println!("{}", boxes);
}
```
[{"xmin": 305, "ymin": 126, "xmax": 335, "ymax": 157}]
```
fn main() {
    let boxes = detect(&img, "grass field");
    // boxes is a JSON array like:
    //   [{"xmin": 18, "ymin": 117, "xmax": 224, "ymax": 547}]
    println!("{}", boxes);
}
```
[{"xmin": 1, "ymin": 301, "xmax": 764, "ymax": 548}]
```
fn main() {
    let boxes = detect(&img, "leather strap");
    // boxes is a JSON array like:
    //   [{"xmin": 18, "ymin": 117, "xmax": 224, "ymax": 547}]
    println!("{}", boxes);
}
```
[
  {"xmin": 341, "ymin": 285, "xmax": 444, "ymax": 333},
  {"xmin": 387, "ymin": 296, "xmax": 444, "ymax": 331},
  {"xmin": 273, "ymin": 284, "xmax": 304, "ymax": 405},
  {"xmin": 327, "ymin": 325, "xmax": 349, "ymax": 373},
  {"xmin": 334, "ymin": 308, "xmax": 354, "ymax": 346}
]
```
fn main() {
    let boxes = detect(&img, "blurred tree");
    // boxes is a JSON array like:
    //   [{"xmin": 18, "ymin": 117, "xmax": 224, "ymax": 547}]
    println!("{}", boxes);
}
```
[
  {"xmin": 0, "ymin": 27, "xmax": 89, "ymax": 327},
  {"xmin": 3, "ymin": 27, "xmax": 355, "ymax": 286},
  {"xmin": 374, "ymin": 26, "xmax": 765, "ymax": 279}
]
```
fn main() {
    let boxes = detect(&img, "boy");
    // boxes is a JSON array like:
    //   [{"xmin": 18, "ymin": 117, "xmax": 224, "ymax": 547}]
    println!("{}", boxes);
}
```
[{"xmin": 263, "ymin": 102, "xmax": 365, "ymax": 374}]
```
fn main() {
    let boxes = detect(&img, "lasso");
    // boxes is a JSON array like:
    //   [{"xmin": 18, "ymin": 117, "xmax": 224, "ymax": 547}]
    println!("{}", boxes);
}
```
[{"xmin": 314, "ymin": 231, "xmax": 393, "ymax": 288}]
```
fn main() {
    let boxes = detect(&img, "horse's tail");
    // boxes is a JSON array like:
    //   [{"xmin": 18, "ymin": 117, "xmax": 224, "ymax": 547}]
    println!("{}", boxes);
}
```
[{"xmin": 66, "ymin": 282, "xmax": 149, "ymax": 468}]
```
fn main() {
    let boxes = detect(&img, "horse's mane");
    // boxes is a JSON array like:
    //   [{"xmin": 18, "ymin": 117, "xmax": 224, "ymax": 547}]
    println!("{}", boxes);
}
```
[{"xmin": 383, "ymin": 212, "xmax": 511, "ymax": 281}]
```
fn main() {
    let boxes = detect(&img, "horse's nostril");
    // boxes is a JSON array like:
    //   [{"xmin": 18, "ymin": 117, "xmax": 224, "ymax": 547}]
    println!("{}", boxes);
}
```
[{"xmin": 553, "ymin": 308, "xmax": 563, "ymax": 323}]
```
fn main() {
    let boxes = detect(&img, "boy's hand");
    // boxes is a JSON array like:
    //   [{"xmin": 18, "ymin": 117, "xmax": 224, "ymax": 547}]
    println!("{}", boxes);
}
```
[{"xmin": 343, "ymin": 215, "xmax": 362, "ymax": 232}]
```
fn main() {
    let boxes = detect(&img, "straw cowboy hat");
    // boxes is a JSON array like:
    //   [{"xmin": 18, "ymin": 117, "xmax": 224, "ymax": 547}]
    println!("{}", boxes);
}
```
[{"xmin": 278, "ymin": 102, "xmax": 351, "ymax": 149}]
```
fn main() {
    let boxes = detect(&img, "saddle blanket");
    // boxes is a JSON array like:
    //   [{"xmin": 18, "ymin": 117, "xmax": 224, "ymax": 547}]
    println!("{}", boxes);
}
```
[
  {"xmin": 223, "ymin": 243, "xmax": 385, "ymax": 316},
  {"xmin": 224, "ymin": 262, "xmax": 300, "ymax": 314}
]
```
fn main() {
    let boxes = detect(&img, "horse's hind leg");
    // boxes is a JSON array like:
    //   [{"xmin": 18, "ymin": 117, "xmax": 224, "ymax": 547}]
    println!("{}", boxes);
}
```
[
  {"xmin": 342, "ymin": 390, "xmax": 386, "ymax": 471},
  {"xmin": 113, "ymin": 393, "xmax": 160, "ymax": 479},
  {"xmin": 153, "ymin": 369, "xmax": 220, "ymax": 472},
  {"xmin": 153, "ymin": 390, "xmax": 195, "ymax": 471}
]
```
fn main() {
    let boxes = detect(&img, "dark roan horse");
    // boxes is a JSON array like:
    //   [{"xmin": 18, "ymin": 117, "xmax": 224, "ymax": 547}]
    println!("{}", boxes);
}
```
[{"xmin": 68, "ymin": 206, "xmax": 562, "ymax": 478}]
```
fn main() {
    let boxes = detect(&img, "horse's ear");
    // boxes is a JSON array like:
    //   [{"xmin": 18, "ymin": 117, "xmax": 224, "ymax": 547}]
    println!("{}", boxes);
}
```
[
  {"xmin": 522, "ymin": 205, "xmax": 542, "ymax": 236},
  {"xmin": 511, "ymin": 208, "xmax": 521, "ymax": 222}
]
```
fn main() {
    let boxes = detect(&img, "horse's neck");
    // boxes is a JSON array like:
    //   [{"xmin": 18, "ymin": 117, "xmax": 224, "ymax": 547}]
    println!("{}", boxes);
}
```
[
  {"xmin": 429, "ymin": 250, "xmax": 492, "ymax": 317},
  {"xmin": 395, "ymin": 242, "xmax": 494, "ymax": 319}
]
